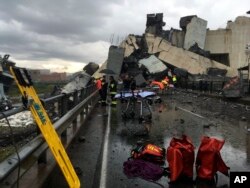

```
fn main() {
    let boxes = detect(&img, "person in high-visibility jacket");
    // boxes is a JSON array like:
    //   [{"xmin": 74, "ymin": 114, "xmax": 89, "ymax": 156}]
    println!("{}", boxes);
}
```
[
  {"xmin": 95, "ymin": 77, "xmax": 102, "ymax": 90},
  {"xmin": 172, "ymin": 75, "xmax": 177, "ymax": 87},
  {"xmin": 109, "ymin": 76, "xmax": 117, "ymax": 106},
  {"xmin": 95, "ymin": 77, "xmax": 102, "ymax": 104},
  {"xmin": 161, "ymin": 76, "xmax": 169, "ymax": 88},
  {"xmin": 150, "ymin": 80, "xmax": 164, "ymax": 90}
]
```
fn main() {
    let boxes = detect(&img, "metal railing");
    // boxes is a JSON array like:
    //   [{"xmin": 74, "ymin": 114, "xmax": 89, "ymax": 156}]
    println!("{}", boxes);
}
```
[
  {"xmin": 0, "ymin": 84, "xmax": 98, "ymax": 187},
  {"xmin": 179, "ymin": 80, "xmax": 226, "ymax": 93}
]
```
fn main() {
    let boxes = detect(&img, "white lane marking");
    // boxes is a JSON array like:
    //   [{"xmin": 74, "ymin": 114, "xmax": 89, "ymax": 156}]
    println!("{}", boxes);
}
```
[
  {"xmin": 177, "ymin": 106, "xmax": 205, "ymax": 119},
  {"xmin": 99, "ymin": 106, "xmax": 111, "ymax": 188}
]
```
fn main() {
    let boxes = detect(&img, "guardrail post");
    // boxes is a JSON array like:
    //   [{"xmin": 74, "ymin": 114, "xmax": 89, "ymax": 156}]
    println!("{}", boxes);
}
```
[
  {"xmin": 222, "ymin": 81, "xmax": 225, "ymax": 90},
  {"xmin": 72, "ymin": 118, "xmax": 77, "ymax": 133},
  {"xmin": 80, "ymin": 88, "xmax": 85, "ymax": 101},
  {"xmin": 59, "ymin": 94, "xmax": 68, "ymax": 117},
  {"xmin": 210, "ymin": 81, "xmax": 213, "ymax": 93},
  {"xmin": 60, "ymin": 94, "xmax": 68, "ymax": 138},
  {"xmin": 85, "ymin": 102, "xmax": 90, "ymax": 115},
  {"xmin": 83, "ymin": 88, "xmax": 87, "ymax": 98},
  {"xmin": 38, "ymin": 151, "xmax": 47, "ymax": 164},
  {"xmin": 73, "ymin": 90, "xmax": 79, "ymax": 107},
  {"xmin": 79, "ymin": 90, "xmax": 85, "ymax": 124}
]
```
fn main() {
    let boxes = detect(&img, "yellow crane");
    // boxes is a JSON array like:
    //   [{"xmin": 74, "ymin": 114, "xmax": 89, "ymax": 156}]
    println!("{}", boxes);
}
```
[{"xmin": 10, "ymin": 66, "xmax": 80, "ymax": 188}]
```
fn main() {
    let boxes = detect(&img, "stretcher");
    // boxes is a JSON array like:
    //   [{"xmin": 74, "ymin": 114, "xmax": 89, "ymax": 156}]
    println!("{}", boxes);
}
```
[
  {"xmin": 115, "ymin": 90, "xmax": 161, "ymax": 123},
  {"xmin": 115, "ymin": 90, "xmax": 162, "ymax": 104},
  {"xmin": 114, "ymin": 90, "xmax": 156, "ymax": 99}
]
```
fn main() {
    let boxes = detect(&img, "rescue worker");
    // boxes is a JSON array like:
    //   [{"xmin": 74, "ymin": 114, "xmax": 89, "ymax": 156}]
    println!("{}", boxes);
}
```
[
  {"xmin": 130, "ymin": 76, "xmax": 136, "ymax": 90},
  {"xmin": 161, "ymin": 76, "xmax": 169, "ymax": 88},
  {"xmin": 95, "ymin": 77, "xmax": 102, "ymax": 104},
  {"xmin": 123, "ymin": 74, "xmax": 131, "ymax": 91},
  {"xmin": 130, "ymin": 76, "xmax": 136, "ymax": 97},
  {"xmin": 100, "ymin": 76, "xmax": 108, "ymax": 106},
  {"xmin": 117, "ymin": 77, "xmax": 123, "ymax": 92},
  {"xmin": 150, "ymin": 80, "xmax": 164, "ymax": 90},
  {"xmin": 172, "ymin": 75, "xmax": 177, "ymax": 87},
  {"xmin": 109, "ymin": 76, "xmax": 117, "ymax": 106},
  {"xmin": 95, "ymin": 77, "xmax": 102, "ymax": 90}
]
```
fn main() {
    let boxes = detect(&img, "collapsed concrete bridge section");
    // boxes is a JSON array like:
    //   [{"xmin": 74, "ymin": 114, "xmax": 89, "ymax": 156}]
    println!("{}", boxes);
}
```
[
  {"xmin": 95, "ymin": 14, "xmax": 250, "ymax": 83},
  {"xmin": 120, "ymin": 34, "xmax": 235, "ymax": 77}
]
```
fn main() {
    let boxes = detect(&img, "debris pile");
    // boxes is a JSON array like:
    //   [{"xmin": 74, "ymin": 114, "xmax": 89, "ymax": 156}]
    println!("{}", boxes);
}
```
[
  {"xmin": 61, "ymin": 62, "xmax": 99, "ymax": 94},
  {"xmin": 0, "ymin": 55, "xmax": 15, "ymax": 111},
  {"xmin": 101, "ymin": 13, "xmax": 235, "ymax": 88}
]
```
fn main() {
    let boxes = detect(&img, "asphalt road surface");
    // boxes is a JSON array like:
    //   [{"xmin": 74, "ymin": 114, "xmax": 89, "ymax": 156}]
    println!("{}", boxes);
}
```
[{"xmin": 46, "ymin": 91, "xmax": 250, "ymax": 188}]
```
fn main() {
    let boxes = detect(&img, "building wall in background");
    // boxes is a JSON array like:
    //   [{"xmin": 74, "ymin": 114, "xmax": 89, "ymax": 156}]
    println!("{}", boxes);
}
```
[
  {"xmin": 205, "ymin": 16, "xmax": 250, "ymax": 69},
  {"xmin": 28, "ymin": 69, "xmax": 67, "ymax": 82}
]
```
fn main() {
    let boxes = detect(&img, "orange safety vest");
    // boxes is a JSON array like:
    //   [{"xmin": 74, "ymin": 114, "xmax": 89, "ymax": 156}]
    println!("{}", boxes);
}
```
[
  {"xmin": 96, "ymin": 79, "xmax": 102, "ymax": 90},
  {"xmin": 151, "ymin": 81, "xmax": 164, "ymax": 90},
  {"xmin": 131, "ymin": 144, "xmax": 165, "ymax": 164},
  {"xmin": 161, "ymin": 76, "xmax": 169, "ymax": 85}
]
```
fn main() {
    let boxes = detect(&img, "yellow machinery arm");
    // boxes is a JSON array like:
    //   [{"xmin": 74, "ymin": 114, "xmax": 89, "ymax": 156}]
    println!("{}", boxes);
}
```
[{"xmin": 10, "ymin": 67, "xmax": 80, "ymax": 188}]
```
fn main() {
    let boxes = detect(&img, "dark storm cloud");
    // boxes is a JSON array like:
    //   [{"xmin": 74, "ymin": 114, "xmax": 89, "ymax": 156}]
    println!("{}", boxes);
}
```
[
  {"xmin": 0, "ymin": 0, "xmax": 249, "ymax": 66},
  {"xmin": 0, "ymin": 0, "xmax": 121, "ymax": 40},
  {"xmin": 0, "ymin": 0, "xmax": 124, "ymax": 62}
]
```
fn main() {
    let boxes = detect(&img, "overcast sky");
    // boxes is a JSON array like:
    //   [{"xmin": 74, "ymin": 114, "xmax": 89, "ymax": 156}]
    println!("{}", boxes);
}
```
[{"xmin": 0, "ymin": 0, "xmax": 249, "ymax": 73}]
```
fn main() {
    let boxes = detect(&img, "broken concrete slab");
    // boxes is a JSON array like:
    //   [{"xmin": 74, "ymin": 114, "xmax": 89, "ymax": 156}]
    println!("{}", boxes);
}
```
[
  {"xmin": 184, "ymin": 16, "xmax": 207, "ymax": 50},
  {"xmin": 61, "ymin": 72, "xmax": 92, "ymax": 94},
  {"xmin": 130, "ymin": 35, "xmax": 139, "ymax": 50},
  {"xmin": 180, "ymin": 15, "xmax": 197, "ymax": 31},
  {"xmin": 92, "ymin": 61, "xmax": 107, "ymax": 78},
  {"xmin": 158, "ymin": 38, "xmax": 171, "ymax": 52},
  {"xmin": 151, "ymin": 36, "xmax": 235, "ymax": 76},
  {"xmin": 83, "ymin": 62, "xmax": 99, "ymax": 76},
  {"xmin": 152, "ymin": 37, "xmax": 162, "ymax": 54},
  {"xmin": 144, "ymin": 33, "xmax": 155, "ymax": 54},
  {"xmin": 120, "ymin": 35, "xmax": 139, "ymax": 57},
  {"xmin": 107, "ymin": 46, "xmax": 125, "ymax": 76},
  {"xmin": 139, "ymin": 55, "xmax": 167, "ymax": 74},
  {"xmin": 145, "ymin": 13, "xmax": 165, "ymax": 36},
  {"xmin": 143, "ymin": 35, "xmax": 232, "ymax": 77}
]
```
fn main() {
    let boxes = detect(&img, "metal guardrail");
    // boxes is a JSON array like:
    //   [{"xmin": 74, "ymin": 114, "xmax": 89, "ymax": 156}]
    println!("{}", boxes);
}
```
[
  {"xmin": 180, "ymin": 80, "xmax": 250, "ymax": 96},
  {"xmin": 0, "ymin": 84, "xmax": 98, "ymax": 187},
  {"xmin": 180, "ymin": 80, "xmax": 226, "ymax": 93}
]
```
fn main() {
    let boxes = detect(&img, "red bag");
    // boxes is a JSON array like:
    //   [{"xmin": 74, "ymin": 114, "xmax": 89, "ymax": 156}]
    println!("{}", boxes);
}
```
[
  {"xmin": 196, "ymin": 136, "xmax": 229, "ymax": 180},
  {"xmin": 167, "ymin": 135, "xmax": 195, "ymax": 182}
]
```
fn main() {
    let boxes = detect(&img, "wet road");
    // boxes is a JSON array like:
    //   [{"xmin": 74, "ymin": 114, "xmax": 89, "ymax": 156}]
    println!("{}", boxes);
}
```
[{"xmin": 46, "ymin": 91, "xmax": 250, "ymax": 188}]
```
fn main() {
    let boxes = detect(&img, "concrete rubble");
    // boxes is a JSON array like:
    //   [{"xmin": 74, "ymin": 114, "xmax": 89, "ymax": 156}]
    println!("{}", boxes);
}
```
[
  {"xmin": 61, "ymin": 62, "xmax": 99, "ymax": 94},
  {"xmin": 61, "ymin": 71, "xmax": 92, "ymax": 94},
  {"xmin": 120, "ymin": 33, "xmax": 233, "ymax": 75},
  {"xmin": 101, "ymin": 13, "xmax": 238, "ymax": 87},
  {"xmin": 138, "ymin": 55, "xmax": 167, "ymax": 75},
  {"xmin": 107, "ymin": 46, "xmax": 125, "ymax": 78},
  {"xmin": 0, "ymin": 55, "xmax": 15, "ymax": 111},
  {"xmin": 54, "ymin": 13, "xmax": 250, "ymax": 97}
]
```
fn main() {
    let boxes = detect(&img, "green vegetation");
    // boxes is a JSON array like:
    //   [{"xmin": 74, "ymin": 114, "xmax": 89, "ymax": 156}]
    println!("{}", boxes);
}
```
[
  {"xmin": 7, "ymin": 82, "xmax": 66, "ymax": 97},
  {"xmin": 0, "ymin": 146, "xmax": 16, "ymax": 162}
]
